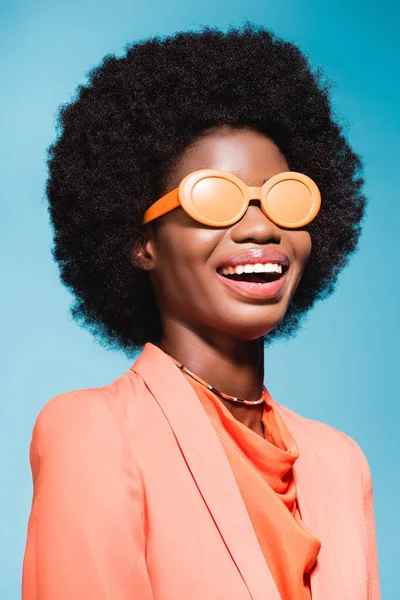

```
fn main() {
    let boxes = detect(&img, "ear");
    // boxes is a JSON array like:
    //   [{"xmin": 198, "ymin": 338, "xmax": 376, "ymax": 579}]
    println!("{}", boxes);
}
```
[{"xmin": 131, "ymin": 226, "xmax": 157, "ymax": 272}]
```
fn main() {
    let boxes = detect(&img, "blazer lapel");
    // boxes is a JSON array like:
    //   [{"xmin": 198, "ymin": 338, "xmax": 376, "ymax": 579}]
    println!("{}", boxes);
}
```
[{"xmin": 132, "ymin": 343, "xmax": 281, "ymax": 600}]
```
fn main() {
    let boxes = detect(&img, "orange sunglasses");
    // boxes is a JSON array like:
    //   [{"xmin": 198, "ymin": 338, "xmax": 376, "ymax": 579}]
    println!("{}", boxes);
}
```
[{"xmin": 142, "ymin": 169, "xmax": 321, "ymax": 229}]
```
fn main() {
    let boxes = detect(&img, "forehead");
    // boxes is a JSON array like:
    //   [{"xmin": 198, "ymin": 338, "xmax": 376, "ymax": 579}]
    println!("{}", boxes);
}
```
[{"xmin": 169, "ymin": 126, "xmax": 289, "ymax": 188}]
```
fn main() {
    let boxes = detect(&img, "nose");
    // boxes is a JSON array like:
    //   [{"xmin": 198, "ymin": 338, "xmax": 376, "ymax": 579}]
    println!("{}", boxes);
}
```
[{"xmin": 229, "ymin": 199, "xmax": 282, "ymax": 245}]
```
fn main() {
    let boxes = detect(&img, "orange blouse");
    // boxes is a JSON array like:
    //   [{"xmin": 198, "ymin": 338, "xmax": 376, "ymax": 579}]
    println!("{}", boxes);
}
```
[{"xmin": 185, "ymin": 376, "xmax": 321, "ymax": 600}]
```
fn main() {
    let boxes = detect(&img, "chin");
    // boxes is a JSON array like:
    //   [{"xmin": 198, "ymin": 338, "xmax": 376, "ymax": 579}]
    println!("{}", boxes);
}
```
[{"xmin": 218, "ymin": 315, "xmax": 286, "ymax": 342}]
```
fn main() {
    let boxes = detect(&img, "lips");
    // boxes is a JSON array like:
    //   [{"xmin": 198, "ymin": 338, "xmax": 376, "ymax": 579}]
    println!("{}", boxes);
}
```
[{"xmin": 215, "ymin": 248, "xmax": 290, "ymax": 300}]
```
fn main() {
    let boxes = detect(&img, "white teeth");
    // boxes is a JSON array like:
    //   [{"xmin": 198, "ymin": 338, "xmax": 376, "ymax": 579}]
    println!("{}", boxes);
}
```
[
  {"xmin": 253, "ymin": 263, "xmax": 264, "ymax": 273},
  {"xmin": 219, "ymin": 263, "xmax": 284, "ymax": 276},
  {"xmin": 263, "ymin": 264, "xmax": 283, "ymax": 273}
]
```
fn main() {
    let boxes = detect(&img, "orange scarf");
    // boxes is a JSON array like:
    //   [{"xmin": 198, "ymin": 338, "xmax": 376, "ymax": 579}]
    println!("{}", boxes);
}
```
[{"xmin": 186, "ymin": 377, "xmax": 321, "ymax": 600}]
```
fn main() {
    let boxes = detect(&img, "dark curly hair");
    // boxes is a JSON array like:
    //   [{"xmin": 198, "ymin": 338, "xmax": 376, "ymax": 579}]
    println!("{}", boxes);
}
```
[{"xmin": 46, "ymin": 23, "xmax": 366, "ymax": 355}]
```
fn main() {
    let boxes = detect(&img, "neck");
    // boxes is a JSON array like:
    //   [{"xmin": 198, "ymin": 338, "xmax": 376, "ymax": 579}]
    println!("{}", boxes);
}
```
[{"xmin": 159, "ymin": 321, "xmax": 265, "ymax": 434}]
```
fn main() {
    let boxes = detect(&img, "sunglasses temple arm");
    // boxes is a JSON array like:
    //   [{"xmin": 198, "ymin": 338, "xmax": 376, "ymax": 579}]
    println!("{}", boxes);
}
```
[{"xmin": 142, "ymin": 189, "xmax": 181, "ymax": 224}]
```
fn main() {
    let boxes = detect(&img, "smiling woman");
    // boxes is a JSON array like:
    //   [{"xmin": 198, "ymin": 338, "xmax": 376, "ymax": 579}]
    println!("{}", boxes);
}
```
[
  {"xmin": 22, "ymin": 24, "xmax": 380, "ymax": 600},
  {"xmin": 136, "ymin": 128, "xmax": 314, "ymax": 348}
]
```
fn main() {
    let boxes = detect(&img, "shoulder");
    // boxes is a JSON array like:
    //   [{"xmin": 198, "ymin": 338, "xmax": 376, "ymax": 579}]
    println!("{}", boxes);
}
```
[{"xmin": 29, "ymin": 368, "xmax": 145, "ymax": 466}]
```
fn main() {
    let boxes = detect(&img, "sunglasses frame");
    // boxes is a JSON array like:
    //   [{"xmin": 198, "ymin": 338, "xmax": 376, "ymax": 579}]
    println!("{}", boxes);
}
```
[{"xmin": 142, "ymin": 169, "xmax": 321, "ymax": 229}]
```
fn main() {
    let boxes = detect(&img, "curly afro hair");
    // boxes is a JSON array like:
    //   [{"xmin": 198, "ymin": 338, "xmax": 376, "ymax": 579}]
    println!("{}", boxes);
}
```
[{"xmin": 46, "ymin": 23, "xmax": 366, "ymax": 355}]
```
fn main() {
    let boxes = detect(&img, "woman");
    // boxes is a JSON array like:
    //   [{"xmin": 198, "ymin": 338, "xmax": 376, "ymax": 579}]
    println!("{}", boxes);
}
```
[{"xmin": 22, "ymin": 25, "xmax": 380, "ymax": 599}]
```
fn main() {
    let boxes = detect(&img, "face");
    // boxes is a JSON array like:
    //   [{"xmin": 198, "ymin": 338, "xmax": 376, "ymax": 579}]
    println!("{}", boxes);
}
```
[{"xmin": 137, "ymin": 126, "xmax": 312, "ymax": 341}]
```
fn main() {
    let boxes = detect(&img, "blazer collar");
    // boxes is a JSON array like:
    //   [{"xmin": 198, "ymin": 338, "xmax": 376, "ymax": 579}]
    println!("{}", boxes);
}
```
[
  {"xmin": 132, "ymin": 342, "xmax": 281, "ymax": 600},
  {"xmin": 132, "ymin": 342, "xmax": 356, "ymax": 600}
]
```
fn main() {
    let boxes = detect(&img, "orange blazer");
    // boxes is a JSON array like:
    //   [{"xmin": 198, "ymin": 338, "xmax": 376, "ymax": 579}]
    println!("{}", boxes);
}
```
[{"xmin": 22, "ymin": 342, "xmax": 380, "ymax": 600}]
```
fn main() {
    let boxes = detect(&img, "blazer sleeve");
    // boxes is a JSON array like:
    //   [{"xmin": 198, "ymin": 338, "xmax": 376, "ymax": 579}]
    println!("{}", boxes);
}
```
[
  {"xmin": 22, "ymin": 390, "xmax": 153, "ymax": 600},
  {"xmin": 348, "ymin": 437, "xmax": 381, "ymax": 600}
]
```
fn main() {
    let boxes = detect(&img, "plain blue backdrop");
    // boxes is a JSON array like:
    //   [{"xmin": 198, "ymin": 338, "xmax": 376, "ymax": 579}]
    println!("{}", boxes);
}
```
[{"xmin": 1, "ymin": 0, "xmax": 398, "ymax": 597}]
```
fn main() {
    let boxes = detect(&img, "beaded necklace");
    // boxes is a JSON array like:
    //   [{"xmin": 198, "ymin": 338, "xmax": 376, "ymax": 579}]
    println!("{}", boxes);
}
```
[{"xmin": 167, "ymin": 354, "xmax": 265, "ymax": 406}]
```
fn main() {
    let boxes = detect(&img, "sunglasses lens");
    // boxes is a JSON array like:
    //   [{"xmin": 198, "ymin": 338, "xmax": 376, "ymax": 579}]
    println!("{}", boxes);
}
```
[
  {"xmin": 191, "ymin": 177, "xmax": 244, "ymax": 224},
  {"xmin": 266, "ymin": 180, "xmax": 316, "ymax": 226}
]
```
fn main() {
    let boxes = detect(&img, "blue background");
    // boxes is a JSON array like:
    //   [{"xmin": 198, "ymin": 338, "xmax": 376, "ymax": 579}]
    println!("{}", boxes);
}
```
[{"xmin": 1, "ymin": 0, "xmax": 398, "ymax": 597}]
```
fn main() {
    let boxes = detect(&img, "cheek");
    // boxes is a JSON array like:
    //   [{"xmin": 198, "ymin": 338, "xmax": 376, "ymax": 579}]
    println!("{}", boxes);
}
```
[
  {"xmin": 153, "ymin": 223, "xmax": 221, "ymax": 292},
  {"xmin": 162, "ymin": 229, "xmax": 216, "ymax": 267},
  {"xmin": 151, "ymin": 226, "xmax": 224, "ymax": 324},
  {"xmin": 290, "ymin": 230, "xmax": 312, "ymax": 269}
]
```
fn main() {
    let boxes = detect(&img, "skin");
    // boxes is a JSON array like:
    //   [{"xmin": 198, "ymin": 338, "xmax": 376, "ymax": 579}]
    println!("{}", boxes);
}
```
[{"xmin": 133, "ymin": 126, "xmax": 311, "ymax": 437}]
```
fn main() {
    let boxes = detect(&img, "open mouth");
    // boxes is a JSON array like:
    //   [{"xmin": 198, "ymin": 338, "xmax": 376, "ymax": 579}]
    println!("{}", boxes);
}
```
[{"xmin": 217, "ymin": 264, "xmax": 289, "ymax": 285}]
